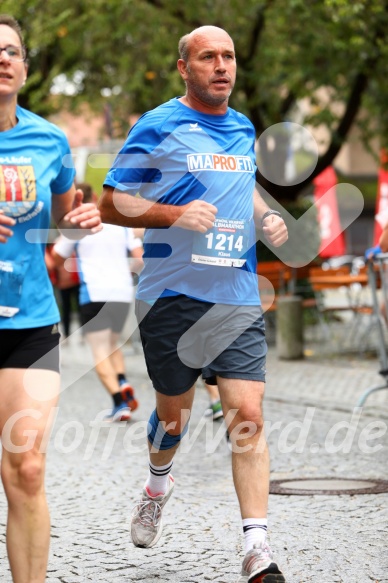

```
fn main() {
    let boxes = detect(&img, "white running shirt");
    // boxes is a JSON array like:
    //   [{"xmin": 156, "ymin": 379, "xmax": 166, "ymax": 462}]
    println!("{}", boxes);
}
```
[{"xmin": 54, "ymin": 224, "xmax": 142, "ymax": 304}]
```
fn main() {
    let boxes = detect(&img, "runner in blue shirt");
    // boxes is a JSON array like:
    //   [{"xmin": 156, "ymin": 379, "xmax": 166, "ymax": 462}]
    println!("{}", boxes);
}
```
[
  {"xmin": 0, "ymin": 15, "xmax": 101, "ymax": 583},
  {"xmin": 99, "ymin": 25, "xmax": 287, "ymax": 583}
]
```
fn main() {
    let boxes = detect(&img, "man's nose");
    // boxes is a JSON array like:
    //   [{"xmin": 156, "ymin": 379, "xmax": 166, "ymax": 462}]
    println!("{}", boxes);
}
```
[{"xmin": 214, "ymin": 55, "xmax": 226, "ymax": 71}]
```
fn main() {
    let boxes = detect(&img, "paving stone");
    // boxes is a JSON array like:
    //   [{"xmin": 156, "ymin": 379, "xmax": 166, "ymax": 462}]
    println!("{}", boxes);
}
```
[{"xmin": 0, "ymin": 334, "xmax": 387, "ymax": 582}]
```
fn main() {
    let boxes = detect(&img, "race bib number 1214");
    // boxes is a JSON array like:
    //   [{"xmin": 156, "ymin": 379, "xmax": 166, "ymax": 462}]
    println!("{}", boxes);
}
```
[{"xmin": 191, "ymin": 217, "xmax": 249, "ymax": 267}]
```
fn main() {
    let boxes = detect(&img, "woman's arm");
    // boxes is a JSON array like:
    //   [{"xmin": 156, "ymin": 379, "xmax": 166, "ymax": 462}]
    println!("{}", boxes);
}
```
[{"xmin": 51, "ymin": 185, "xmax": 102, "ymax": 234}]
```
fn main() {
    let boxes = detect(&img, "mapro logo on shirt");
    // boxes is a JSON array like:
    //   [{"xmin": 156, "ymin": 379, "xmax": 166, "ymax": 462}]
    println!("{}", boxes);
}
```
[{"xmin": 187, "ymin": 153, "xmax": 254, "ymax": 173}]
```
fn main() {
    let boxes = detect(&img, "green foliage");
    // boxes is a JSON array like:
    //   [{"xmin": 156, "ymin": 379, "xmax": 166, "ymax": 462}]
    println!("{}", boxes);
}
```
[
  {"xmin": 4, "ymin": 0, "xmax": 388, "ymax": 192},
  {"xmin": 84, "ymin": 155, "xmax": 111, "ymax": 195}
]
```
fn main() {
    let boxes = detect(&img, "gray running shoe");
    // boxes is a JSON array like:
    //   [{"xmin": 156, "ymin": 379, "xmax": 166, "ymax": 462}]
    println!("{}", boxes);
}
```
[
  {"xmin": 240, "ymin": 542, "xmax": 285, "ymax": 583},
  {"xmin": 130, "ymin": 475, "xmax": 175, "ymax": 548}
]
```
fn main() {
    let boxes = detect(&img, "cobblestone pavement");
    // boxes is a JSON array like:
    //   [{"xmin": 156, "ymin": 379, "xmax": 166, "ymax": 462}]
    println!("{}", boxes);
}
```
[{"xmin": 0, "ymin": 331, "xmax": 387, "ymax": 583}]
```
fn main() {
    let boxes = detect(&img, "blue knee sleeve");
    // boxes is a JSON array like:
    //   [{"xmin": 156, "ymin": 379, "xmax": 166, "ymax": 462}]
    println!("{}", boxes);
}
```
[{"xmin": 147, "ymin": 409, "xmax": 189, "ymax": 450}]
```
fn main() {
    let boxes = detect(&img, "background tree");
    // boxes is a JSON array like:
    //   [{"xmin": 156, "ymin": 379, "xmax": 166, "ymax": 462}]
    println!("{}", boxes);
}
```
[{"xmin": 4, "ymin": 0, "xmax": 388, "ymax": 200}]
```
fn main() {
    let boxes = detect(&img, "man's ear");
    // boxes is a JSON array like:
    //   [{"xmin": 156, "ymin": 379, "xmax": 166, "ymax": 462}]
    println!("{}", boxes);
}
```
[{"xmin": 177, "ymin": 58, "xmax": 188, "ymax": 79}]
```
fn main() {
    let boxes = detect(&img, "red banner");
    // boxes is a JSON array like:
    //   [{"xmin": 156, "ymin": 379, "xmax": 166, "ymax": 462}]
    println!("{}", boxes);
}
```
[
  {"xmin": 373, "ymin": 152, "xmax": 388, "ymax": 245},
  {"xmin": 313, "ymin": 166, "xmax": 346, "ymax": 258}
]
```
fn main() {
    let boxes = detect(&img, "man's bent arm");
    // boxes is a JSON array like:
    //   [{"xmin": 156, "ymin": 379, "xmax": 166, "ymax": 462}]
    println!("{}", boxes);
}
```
[
  {"xmin": 254, "ymin": 188, "xmax": 288, "ymax": 248},
  {"xmin": 253, "ymin": 188, "xmax": 271, "ymax": 225},
  {"xmin": 99, "ymin": 186, "xmax": 217, "ymax": 233}
]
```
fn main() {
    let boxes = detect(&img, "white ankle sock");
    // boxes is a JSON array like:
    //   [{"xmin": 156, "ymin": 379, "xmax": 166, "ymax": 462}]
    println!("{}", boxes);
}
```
[
  {"xmin": 144, "ymin": 461, "xmax": 173, "ymax": 497},
  {"xmin": 242, "ymin": 518, "xmax": 268, "ymax": 552}
]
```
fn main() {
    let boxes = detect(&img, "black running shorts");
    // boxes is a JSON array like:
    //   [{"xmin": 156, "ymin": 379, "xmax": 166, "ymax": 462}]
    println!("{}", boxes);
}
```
[
  {"xmin": 80, "ymin": 302, "xmax": 130, "ymax": 334},
  {"xmin": 0, "ymin": 324, "xmax": 61, "ymax": 372},
  {"xmin": 135, "ymin": 295, "xmax": 267, "ymax": 396}
]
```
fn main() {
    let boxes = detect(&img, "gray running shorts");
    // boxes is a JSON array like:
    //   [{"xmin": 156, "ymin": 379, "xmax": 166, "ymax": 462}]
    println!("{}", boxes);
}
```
[{"xmin": 135, "ymin": 295, "xmax": 267, "ymax": 396}]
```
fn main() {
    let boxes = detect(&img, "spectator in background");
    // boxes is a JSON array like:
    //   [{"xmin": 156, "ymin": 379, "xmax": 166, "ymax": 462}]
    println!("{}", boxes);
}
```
[
  {"xmin": 365, "ymin": 210, "xmax": 388, "ymax": 259},
  {"xmin": 51, "ymin": 183, "xmax": 144, "ymax": 421},
  {"xmin": 365, "ymin": 218, "xmax": 388, "ymax": 325},
  {"xmin": 45, "ymin": 242, "xmax": 80, "ymax": 339},
  {"xmin": 379, "ymin": 224, "xmax": 388, "ymax": 253}
]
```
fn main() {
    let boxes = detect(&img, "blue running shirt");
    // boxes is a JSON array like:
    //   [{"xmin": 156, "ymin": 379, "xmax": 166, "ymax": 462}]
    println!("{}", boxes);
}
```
[
  {"xmin": 0, "ymin": 106, "xmax": 75, "ymax": 329},
  {"xmin": 104, "ymin": 98, "xmax": 260, "ymax": 306}
]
